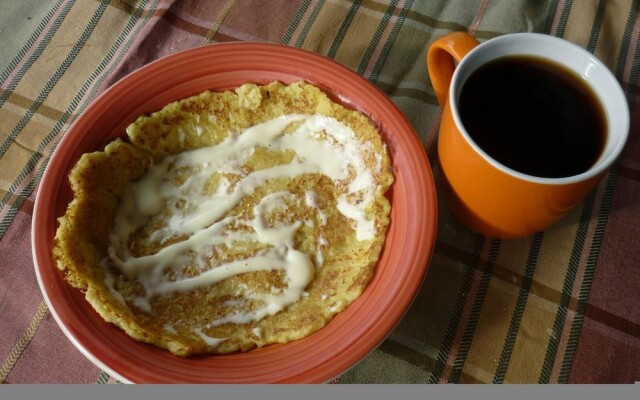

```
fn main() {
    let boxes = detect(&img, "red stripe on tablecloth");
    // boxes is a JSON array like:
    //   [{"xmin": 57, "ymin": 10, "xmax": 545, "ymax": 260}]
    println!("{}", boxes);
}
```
[
  {"xmin": 567, "ymin": 315, "xmax": 640, "ymax": 383},
  {"xmin": 621, "ymin": 9, "xmax": 640, "ymax": 92},
  {"xmin": 5, "ymin": 311, "xmax": 101, "ymax": 383},
  {"xmin": 468, "ymin": 0, "xmax": 490, "ymax": 36},
  {"xmin": 0, "ymin": 212, "xmax": 52, "ymax": 380},
  {"xmin": 361, "ymin": 0, "xmax": 406, "ymax": 81},
  {"xmin": 216, "ymin": 0, "xmax": 303, "ymax": 44},
  {"xmin": 283, "ymin": 0, "xmax": 322, "ymax": 47},
  {"xmin": 549, "ymin": 0, "xmax": 567, "ymax": 36},
  {"xmin": 545, "ymin": 179, "xmax": 607, "ymax": 382},
  {"xmin": 568, "ymin": 175, "xmax": 640, "ymax": 382},
  {"xmin": 201, "ymin": 0, "xmax": 236, "ymax": 44},
  {"xmin": 584, "ymin": 304, "xmax": 640, "ymax": 341},
  {"xmin": 0, "ymin": 301, "xmax": 48, "ymax": 383}
]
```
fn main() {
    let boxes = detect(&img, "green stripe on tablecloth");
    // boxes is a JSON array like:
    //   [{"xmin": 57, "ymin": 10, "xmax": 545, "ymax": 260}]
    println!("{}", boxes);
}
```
[
  {"xmin": 96, "ymin": 370, "xmax": 122, "ymax": 384},
  {"xmin": 326, "ymin": 0, "xmax": 362, "ymax": 59},
  {"xmin": 493, "ymin": 232, "xmax": 544, "ymax": 383},
  {"xmin": 96, "ymin": 370, "xmax": 110, "ymax": 384},
  {"xmin": 448, "ymin": 238, "xmax": 501, "ymax": 383},
  {"xmin": 614, "ymin": 0, "xmax": 639, "ymax": 84},
  {"xmin": 428, "ymin": 235, "xmax": 485, "ymax": 383},
  {"xmin": 585, "ymin": 0, "xmax": 607, "ymax": 53},
  {"xmin": 0, "ymin": 1, "xmax": 109, "ymax": 159},
  {"xmin": 543, "ymin": 0, "xmax": 560, "ymax": 34},
  {"xmin": 553, "ymin": 0, "xmax": 572, "ymax": 38},
  {"xmin": 280, "ymin": 0, "xmax": 312, "ymax": 45},
  {"xmin": 559, "ymin": 168, "xmax": 617, "ymax": 382},
  {"xmin": 0, "ymin": 0, "xmax": 71, "ymax": 106},
  {"xmin": 627, "ymin": 8, "xmax": 640, "ymax": 99},
  {"xmin": 368, "ymin": 0, "xmax": 414, "ymax": 85},
  {"xmin": 294, "ymin": 0, "xmax": 325, "ymax": 48},
  {"xmin": 356, "ymin": 0, "xmax": 398, "ymax": 76},
  {"xmin": 0, "ymin": 0, "xmax": 154, "ymax": 239},
  {"xmin": 538, "ymin": 191, "xmax": 595, "ymax": 383}
]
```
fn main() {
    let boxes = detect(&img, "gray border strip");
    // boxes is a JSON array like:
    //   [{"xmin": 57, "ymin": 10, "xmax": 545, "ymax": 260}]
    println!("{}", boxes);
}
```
[{"xmin": 0, "ymin": 384, "xmax": 638, "ymax": 400}]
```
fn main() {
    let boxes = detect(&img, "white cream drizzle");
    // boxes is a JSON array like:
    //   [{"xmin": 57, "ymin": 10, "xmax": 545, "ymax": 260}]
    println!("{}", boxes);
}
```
[
  {"xmin": 107, "ymin": 114, "xmax": 382, "ymax": 346},
  {"xmin": 194, "ymin": 328, "xmax": 227, "ymax": 347},
  {"xmin": 163, "ymin": 323, "xmax": 177, "ymax": 334},
  {"xmin": 329, "ymin": 301, "xmax": 343, "ymax": 313}
]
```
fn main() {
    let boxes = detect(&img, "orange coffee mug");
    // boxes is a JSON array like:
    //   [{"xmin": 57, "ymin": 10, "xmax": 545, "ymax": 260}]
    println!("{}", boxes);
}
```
[{"xmin": 427, "ymin": 32, "xmax": 629, "ymax": 239}]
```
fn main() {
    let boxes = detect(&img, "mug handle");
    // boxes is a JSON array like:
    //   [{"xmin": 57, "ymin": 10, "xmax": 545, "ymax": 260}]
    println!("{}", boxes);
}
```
[{"xmin": 427, "ymin": 32, "xmax": 480, "ymax": 106}]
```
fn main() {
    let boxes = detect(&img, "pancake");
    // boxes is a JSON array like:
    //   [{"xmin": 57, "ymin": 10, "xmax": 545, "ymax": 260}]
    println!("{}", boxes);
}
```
[{"xmin": 53, "ymin": 81, "xmax": 393, "ymax": 356}]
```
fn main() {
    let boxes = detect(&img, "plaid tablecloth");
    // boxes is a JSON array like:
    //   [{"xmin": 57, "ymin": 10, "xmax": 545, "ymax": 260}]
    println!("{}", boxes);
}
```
[{"xmin": 1, "ymin": 0, "xmax": 639, "ymax": 384}]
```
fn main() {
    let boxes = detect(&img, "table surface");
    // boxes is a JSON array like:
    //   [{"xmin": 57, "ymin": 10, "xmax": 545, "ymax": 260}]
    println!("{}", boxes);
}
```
[{"xmin": 1, "ymin": 0, "xmax": 639, "ymax": 384}]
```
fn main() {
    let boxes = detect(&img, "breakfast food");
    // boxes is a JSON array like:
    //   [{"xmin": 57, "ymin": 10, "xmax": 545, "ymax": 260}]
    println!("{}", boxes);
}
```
[{"xmin": 53, "ymin": 81, "xmax": 393, "ymax": 356}]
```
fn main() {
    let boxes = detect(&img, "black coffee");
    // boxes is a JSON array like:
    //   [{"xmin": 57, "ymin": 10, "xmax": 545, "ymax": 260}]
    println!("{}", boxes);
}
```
[{"xmin": 458, "ymin": 55, "xmax": 607, "ymax": 178}]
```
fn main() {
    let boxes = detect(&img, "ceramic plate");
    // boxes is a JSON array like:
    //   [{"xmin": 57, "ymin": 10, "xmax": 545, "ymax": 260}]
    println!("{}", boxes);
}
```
[{"xmin": 32, "ymin": 42, "xmax": 437, "ymax": 383}]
